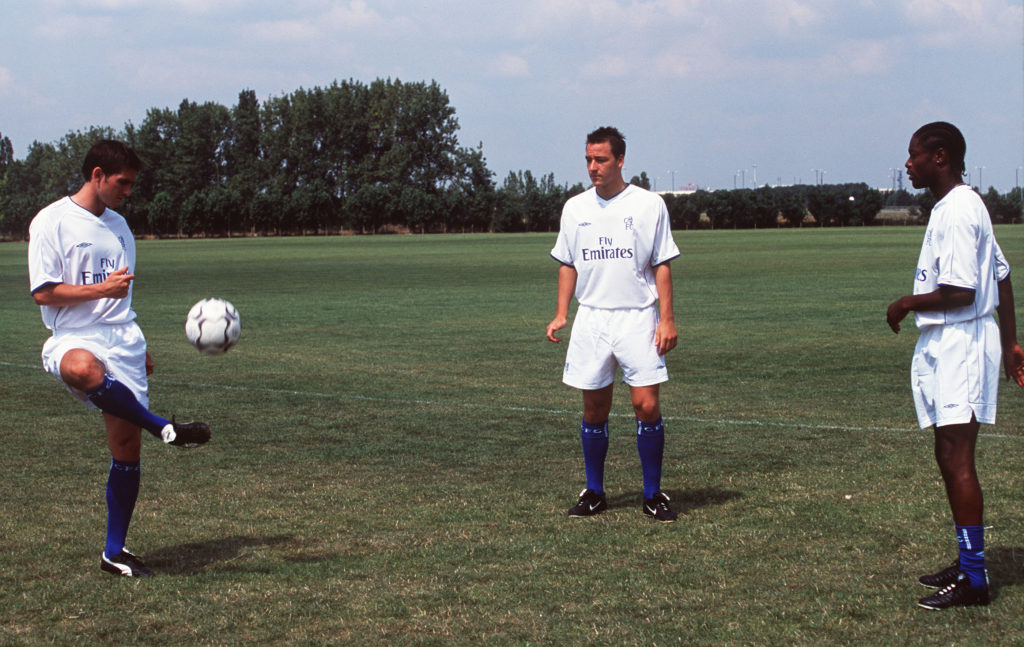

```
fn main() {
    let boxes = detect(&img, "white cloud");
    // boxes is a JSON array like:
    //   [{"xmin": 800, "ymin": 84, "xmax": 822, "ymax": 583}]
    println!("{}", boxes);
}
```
[
  {"xmin": 904, "ymin": 0, "xmax": 1023, "ymax": 45},
  {"xmin": 246, "ymin": 1, "xmax": 384, "ymax": 45},
  {"xmin": 51, "ymin": 0, "xmax": 251, "ymax": 12},
  {"xmin": 487, "ymin": 54, "xmax": 530, "ymax": 78},
  {"xmin": 248, "ymin": 18, "xmax": 321, "ymax": 43},
  {"xmin": 653, "ymin": 48, "xmax": 695, "ymax": 79},
  {"xmin": 323, "ymin": 0, "xmax": 380, "ymax": 29},
  {"xmin": 581, "ymin": 55, "xmax": 630, "ymax": 79},
  {"xmin": 0, "ymin": 67, "xmax": 12, "ymax": 88},
  {"xmin": 764, "ymin": 0, "xmax": 823, "ymax": 32},
  {"xmin": 835, "ymin": 39, "xmax": 895, "ymax": 76}
]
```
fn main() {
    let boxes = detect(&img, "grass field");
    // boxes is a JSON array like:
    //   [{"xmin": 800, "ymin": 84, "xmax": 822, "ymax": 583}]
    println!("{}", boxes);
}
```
[{"xmin": 2, "ymin": 227, "xmax": 1023, "ymax": 646}]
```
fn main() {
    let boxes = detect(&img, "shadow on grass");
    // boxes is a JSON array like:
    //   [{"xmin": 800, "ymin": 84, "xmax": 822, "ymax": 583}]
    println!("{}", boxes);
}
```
[
  {"xmin": 989, "ymin": 546, "xmax": 1024, "ymax": 600},
  {"xmin": 605, "ymin": 487, "xmax": 742, "ymax": 514},
  {"xmin": 145, "ymin": 535, "xmax": 332, "ymax": 575}
]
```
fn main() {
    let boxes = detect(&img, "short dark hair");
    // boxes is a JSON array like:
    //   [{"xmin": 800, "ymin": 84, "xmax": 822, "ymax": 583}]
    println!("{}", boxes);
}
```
[
  {"xmin": 913, "ymin": 122, "xmax": 966, "ymax": 177},
  {"xmin": 81, "ymin": 140, "xmax": 145, "ymax": 181},
  {"xmin": 586, "ymin": 126, "xmax": 626, "ymax": 159}
]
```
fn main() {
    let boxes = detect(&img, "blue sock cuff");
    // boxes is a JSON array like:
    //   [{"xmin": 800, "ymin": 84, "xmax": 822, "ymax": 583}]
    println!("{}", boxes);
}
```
[
  {"xmin": 955, "ymin": 525, "xmax": 985, "ymax": 551},
  {"xmin": 86, "ymin": 374, "xmax": 115, "ymax": 399},
  {"xmin": 636, "ymin": 417, "xmax": 665, "ymax": 436},
  {"xmin": 581, "ymin": 419, "xmax": 609, "ymax": 437},
  {"xmin": 110, "ymin": 458, "xmax": 141, "ymax": 472}
]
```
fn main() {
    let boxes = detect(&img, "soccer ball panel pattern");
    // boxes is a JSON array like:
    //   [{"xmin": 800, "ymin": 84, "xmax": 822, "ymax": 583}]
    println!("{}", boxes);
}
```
[{"xmin": 185, "ymin": 298, "xmax": 241, "ymax": 355}]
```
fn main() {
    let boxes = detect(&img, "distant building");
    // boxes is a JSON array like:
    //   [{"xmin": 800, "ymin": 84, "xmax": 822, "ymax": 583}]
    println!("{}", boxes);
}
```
[{"xmin": 657, "ymin": 183, "xmax": 701, "ymax": 196}]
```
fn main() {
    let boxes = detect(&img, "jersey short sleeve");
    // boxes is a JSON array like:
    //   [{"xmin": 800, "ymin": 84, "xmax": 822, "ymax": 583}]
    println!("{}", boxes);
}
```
[
  {"xmin": 28, "ymin": 208, "xmax": 68, "ymax": 294},
  {"xmin": 994, "ymin": 241, "xmax": 1010, "ymax": 282}
]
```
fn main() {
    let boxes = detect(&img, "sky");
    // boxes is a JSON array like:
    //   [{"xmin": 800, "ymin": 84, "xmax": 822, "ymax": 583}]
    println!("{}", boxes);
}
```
[{"xmin": 1, "ymin": 0, "xmax": 1023, "ymax": 192}]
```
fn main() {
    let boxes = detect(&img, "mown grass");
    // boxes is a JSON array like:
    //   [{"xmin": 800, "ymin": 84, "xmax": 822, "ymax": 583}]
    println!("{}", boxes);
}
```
[{"xmin": 1, "ymin": 227, "xmax": 1023, "ymax": 645}]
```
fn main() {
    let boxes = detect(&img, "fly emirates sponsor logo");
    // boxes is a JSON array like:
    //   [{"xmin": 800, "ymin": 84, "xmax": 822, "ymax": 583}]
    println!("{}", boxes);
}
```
[
  {"xmin": 80, "ymin": 257, "xmax": 120, "ymax": 284},
  {"xmin": 581, "ymin": 236, "xmax": 633, "ymax": 262}
]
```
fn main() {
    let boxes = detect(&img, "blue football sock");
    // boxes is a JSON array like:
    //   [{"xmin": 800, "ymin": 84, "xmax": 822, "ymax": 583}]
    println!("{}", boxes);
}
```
[
  {"xmin": 105, "ymin": 459, "xmax": 140, "ymax": 558},
  {"xmin": 86, "ymin": 375, "xmax": 169, "ymax": 438},
  {"xmin": 956, "ymin": 525, "xmax": 988, "ymax": 591},
  {"xmin": 580, "ymin": 419, "xmax": 609, "ymax": 495},
  {"xmin": 636, "ymin": 417, "xmax": 665, "ymax": 500}
]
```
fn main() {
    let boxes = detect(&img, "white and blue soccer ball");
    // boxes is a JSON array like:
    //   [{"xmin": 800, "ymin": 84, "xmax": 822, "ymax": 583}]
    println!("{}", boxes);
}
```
[{"xmin": 185, "ymin": 298, "xmax": 241, "ymax": 355}]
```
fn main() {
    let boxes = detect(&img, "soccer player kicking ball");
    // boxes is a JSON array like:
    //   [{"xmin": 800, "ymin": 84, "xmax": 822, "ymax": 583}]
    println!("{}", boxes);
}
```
[
  {"xmin": 887, "ymin": 122, "xmax": 1024, "ymax": 609},
  {"xmin": 28, "ymin": 140, "xmax": 211, "ymax": 578},
  {"xmin": 546, "ymin": 126, "xmax": 680, "ymax": 522}
]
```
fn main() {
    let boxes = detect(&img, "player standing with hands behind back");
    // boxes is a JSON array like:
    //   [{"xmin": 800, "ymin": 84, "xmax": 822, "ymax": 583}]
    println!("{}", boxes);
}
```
[
  {"xmin": 546, "ymin": 126, "xmax": 680, "ymax": 522},
  {"xmin": 28, "ymin": 140, "xmax": 211, "ymax": 578},
  {"xmin": 887, "ymin": 122, "xmax": 1024, "ymax": 609}
]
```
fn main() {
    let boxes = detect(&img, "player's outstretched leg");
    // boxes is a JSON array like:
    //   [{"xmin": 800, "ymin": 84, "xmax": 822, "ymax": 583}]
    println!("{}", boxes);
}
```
[
  {"xmin": 86, "ymin": 376, "xmax": 210, "ymax": 448},
  {"xmin": 162, "ymin": 417, "xmax": 211, "ymax": 448},
  {"xmin": 86, "ymin": 374, "xmax": 210, "ymax": 447}
]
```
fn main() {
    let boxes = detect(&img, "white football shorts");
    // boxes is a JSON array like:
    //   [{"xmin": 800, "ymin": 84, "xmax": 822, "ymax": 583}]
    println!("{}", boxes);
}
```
[
  {"xmin": 562, "ymin": 305, "xmax": 669, "ymax": 390},
  {"xmin": 41, "ymin": 321, "xmax": 150, "ymax": 408},
  {"xmin": 911, "ymin": 318, "xmax": 1001, "ymax": 429}
]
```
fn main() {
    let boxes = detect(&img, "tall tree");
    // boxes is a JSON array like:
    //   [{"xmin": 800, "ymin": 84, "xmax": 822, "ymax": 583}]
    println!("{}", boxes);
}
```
[{"xmin": 0, "ymin": 133, "xmax": 12, "ymax": 178}]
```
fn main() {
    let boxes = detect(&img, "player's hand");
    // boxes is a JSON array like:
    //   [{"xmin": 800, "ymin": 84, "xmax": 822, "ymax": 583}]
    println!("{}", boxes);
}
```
[
  {"xmin": 1004, "ymin": 342, "xmax": 1024, "ymax": 387},
  {"xmin": 546, "ymin": 316, "xmax": 567, "ymax": 343},
  {"xmin": 100, "ymin": 267, "xmax": 135, "ymax": 299},
  {"xmin": 655, "ymin": 319, "xmax": 678, "ymax": 355},
  {"xmin": 145, "ymin": 351, "xmax": 154, "ymax": 376},
  {"xmin": 886, "ymin": 297, "xmax": 909, "ymax": 334}
]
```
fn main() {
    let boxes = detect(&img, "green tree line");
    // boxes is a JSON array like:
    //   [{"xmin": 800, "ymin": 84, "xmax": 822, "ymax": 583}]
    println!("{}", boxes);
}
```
[{"xmin": 0, "ymin": 77, "xmax": 1020, "ymax": 239}]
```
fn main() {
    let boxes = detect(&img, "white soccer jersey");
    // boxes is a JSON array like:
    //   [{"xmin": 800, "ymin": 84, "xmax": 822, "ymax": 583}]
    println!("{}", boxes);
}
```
[
  {"xmin": 913, "ymin": 185, "xmax": 1006, "ymax": 328},
  {"xmin": 550, "ymin": 185, "xmax": 679, "ymax": 309},
  {"xmin": 28, "ymin": 197, "xmax": 137, "ymax": 331}
]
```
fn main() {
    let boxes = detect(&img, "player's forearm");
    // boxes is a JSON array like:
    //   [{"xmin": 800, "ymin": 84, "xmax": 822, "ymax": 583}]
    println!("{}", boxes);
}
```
[
  {"xmin": 32, "ymin": 282, "xmax": 111, "ymax": 306},
  {"xmin": 654, "ymin": 263, "xmax": 675, "ymax": 322},
  {"xmin": 899, "ymin": 285, "xmax": 975, "ymax": 314},
  {"xmin": 997, "ymin": 277, "xmax": 1020, "ymax": 350},
  {"xmin": 554, "ymin": 264, "xmax": 577, "ymax": 318}
]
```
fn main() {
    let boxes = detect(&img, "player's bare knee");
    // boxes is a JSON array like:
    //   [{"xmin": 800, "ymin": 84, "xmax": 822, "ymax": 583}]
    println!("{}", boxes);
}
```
[
  {"xmin": 59, "ymin": 350, "xmax": 106, "ymax": 390},
  {"xmin": 109, "ymin": 437, "xmax": 142, "ymax": 461},
  {"xmin": 631, "ymin": 396, "xmax": 661, "ymax": 421}
]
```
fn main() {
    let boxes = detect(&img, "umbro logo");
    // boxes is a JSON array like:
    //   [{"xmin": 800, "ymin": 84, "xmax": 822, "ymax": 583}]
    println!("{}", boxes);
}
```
[
  {"xmin": 579, "ymin": 222, "xmax": 592, "ymax": 227},
  {"xmin": 943, "ymin": 403, "xmax": 960, "ymax": 409},
  {"xmin": 76, "ymin": 242, "xmax": 93, "ymax": 248}
]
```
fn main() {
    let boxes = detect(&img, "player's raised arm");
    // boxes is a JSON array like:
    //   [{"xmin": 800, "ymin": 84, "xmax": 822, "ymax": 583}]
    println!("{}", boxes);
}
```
[{"xmin": 32, "ymin": 267, "xmax": 135, "ymax": 306}]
